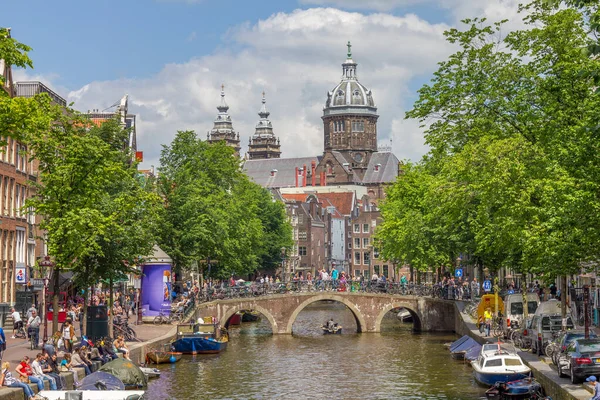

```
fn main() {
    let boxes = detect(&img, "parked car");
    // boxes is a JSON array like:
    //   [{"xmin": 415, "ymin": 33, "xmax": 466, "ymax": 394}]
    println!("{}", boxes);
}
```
[
  {"xmin": 557, "ymin": 338, "xmax": 600, "ymax": 384},
  {"xmin": 505, "ymin": 293, "xmax": 540, "ymax": 330},
  {"xmin": 551, "ymin": 330, "xmax": 598, "ymax": 365}
]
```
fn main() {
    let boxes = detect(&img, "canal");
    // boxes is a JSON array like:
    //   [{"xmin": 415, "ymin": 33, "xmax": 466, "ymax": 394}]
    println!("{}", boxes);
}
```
[{"xmin": 146, "ymin": 301, "xmax": 488, "ymax": 399}]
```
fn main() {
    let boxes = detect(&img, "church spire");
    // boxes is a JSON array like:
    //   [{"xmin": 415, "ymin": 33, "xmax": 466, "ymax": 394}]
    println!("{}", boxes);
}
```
[
  {"xmin": 248, "ymin": 91, "xmax": 281, "ymax": 160},
  {"xmin": 342, "ymin": 40, "xmax": 357, "ymax": 80},
  {"xmin": 207, "ymin": 84, "xmax": 241, "ymax": 157}
]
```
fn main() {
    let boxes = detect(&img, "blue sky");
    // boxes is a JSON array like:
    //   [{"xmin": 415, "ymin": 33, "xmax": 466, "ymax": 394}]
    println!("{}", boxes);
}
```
[{"xmin": 3, "ymin": 0, "xmax": 521, "ymax": 168}]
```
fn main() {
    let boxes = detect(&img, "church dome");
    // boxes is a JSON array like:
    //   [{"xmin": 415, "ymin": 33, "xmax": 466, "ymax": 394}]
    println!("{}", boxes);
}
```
[{"xmin": 324, "ymin": 42, "xmax": 377, "ymax": 116}]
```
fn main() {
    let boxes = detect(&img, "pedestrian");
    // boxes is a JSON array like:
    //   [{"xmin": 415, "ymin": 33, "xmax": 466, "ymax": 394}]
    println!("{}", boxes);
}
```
[
  {"xmin": 10, "ymin": 308, "xmax": 22, "ymax": 338},
  {"xmin": 62, "ymin": 319, "xmax": 75, "ymax": 353},
  {"xmin": 587, "ymin": 375, "xmax": 600, "ymax": 400},
  {"xmin": 0, "ymin": 361, "xmax": 37, "ymax": 400},
  {"xmin": 26, "ymin": 310, "xmax": 41, "ymax": 349},
  {"xmin": 484, "ymin": 307, "xmax": 493, "ymax": 337}
]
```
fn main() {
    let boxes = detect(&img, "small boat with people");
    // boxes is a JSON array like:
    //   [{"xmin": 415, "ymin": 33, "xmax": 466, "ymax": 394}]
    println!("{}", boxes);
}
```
[
  {"xmin": 322, "ymin": 318, "xmax": 342, "ymax": 334},
  {"xmin": 471, "ymin": 342, "xmax": 531, "ymax": 386},
  {"xmin": 172, "ymin": 317, "xmax": 229, "ymax": 354}
]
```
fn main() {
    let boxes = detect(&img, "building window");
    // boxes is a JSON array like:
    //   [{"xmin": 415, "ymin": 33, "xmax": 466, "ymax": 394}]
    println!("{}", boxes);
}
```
[
  {"xmin": 351, "ymin": 121, "xmax": 364, "ymax": 132},
  {"xmin": 364, "ymin": 252, "xmax": 370, "ymax": 265},
  {"xmin": 355, "ymin": 269, "xmax": 361, "ymax": 278},
  {"xmin": 348, "ymin": 243, "xmax": 352, "ymax": 249},
  {"xmin": 363, "ymin": 237, "xmax": 369, "ymax": 248},
  {"xmin": 299, "ymin": 246, "xmax": 307, "ymax": 256},
  {"xmin": 354, "ymin": 238, "xmax": 360, "ymax": 248},
  {"xmin": 383, "ymin": 265, "xmax": 389, "ymax": 278},
  {"xmin": 334, "ymin": 120, "xmax": 345, "ymax": 133},
  {"xmin": 374, "ymin": 265, "xmax": 380, "ymax": 275},
  {"xmin": 298, "ymin": 231, "xmax": 307, "ymax": 241},
  {"xmin": 354, "ymin": 224, "xmax": 360, "ymax": 233},
  {"xmin": 373, "ymin": 247, "xmax": 379, "ymax": 259},
  {"xmin": 354, "ymin": 252, "xmax": 361, "ymax": 265},
  {"xmin": 363, "ymin": 224, "xmax": 369, "ymax": 233}
]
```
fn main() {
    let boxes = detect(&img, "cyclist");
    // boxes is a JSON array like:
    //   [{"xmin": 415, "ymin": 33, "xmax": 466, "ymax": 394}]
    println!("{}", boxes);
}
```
[
  {"xmin": 26, "ymin": 311, "xmax": 41, "ymax": 349},
  {"xmin": 10, "ymin": 308, "xmax": 22, "ymax": 339}
]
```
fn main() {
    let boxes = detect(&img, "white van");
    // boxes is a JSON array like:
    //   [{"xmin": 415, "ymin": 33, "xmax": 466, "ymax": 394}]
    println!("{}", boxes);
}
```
[
  {"xmin": 528, "ymin": 299, "xmax": 574, "ymax": 355},
  {"xmin": 505, "ymin": 293, "xmax": 540, "ymax": 329}
]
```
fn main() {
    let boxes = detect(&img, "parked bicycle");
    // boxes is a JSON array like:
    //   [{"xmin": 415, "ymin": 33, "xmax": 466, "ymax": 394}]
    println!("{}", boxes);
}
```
[
  {"xmin": 14, "ymin": 321, "xmax": 26, "ymax": 339},
  {"xmin": 113, "ymin": 316, "xmax": 138, "ymax": 342},
  {"xmin": 153, "ymin": 309, "xmax": 183, "ymax": 325}
]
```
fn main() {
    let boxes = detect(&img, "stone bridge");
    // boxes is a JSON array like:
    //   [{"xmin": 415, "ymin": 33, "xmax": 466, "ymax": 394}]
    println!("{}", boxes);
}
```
[{"xmin": 193, "ymin": 292, "xmax": 456, "ymax": 334}]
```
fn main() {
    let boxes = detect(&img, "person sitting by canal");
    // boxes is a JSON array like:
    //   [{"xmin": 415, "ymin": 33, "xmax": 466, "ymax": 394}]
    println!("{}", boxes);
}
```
[
  {"xmin": 114, "ymin": 335, "xmax": 131, "ymax": 360},
  {"xmin": 1, "ymin": 361, "xmax": 37, "ymax": 400},
  {"xmin": 27, "ymin": 310, "xmax": 41, "ymax": 349},
  {"xmin": 484, "ymin": 308, "xmax": 493, "ymax": 337},
  {"xmin": 587, "ymin": 376, "xmax": 600, "ymax": 400},
  {"xmin": 70, "ymin": 349, "xmax": 91, "ymax": 376},
  {"xmin": 16, "ymin": 356, "xmax": 44, "ymax": 392},
  {"xmin": 60, "ymin": 353, "xmax": 81, "ymax": 387},
  {"xmin": 44, "ymin": 353, "xmax": 65, "ymax": 390}
]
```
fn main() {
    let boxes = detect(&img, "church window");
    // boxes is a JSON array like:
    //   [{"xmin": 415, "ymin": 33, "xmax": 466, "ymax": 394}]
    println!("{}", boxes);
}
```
[
  {"xmin": 333, "ymin": 120, "xmax": 345, "ymax": 133},
  {"xmin": 352, "ymin": 121, "xmax": 364, "ymax": 132},
  {"xmin": 335, "ymin": 90, "xmax": 345, "ymax": 105}
]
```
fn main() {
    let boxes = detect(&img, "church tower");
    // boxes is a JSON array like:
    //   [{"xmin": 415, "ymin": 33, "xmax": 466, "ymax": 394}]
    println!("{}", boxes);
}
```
[
  {"xmin": 321, "ymin": 42, "xmax": 378, "ymax": 180},
  {"xmin": 247, "ymin": 92, "xmax": 282, "ymax": 160},
  {"xmin": 207, "ymin": 85, "xmax": 241, "ymax": 157}
]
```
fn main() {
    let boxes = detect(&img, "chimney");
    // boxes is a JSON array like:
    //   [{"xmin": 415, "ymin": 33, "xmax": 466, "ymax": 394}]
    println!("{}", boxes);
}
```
[
  {"xmin": 375, "ymin": 163, "xmax": 381, "ymax": 172},
  {"xmin": 321, "ymin": 171, "xmax": 327, "ymax": 186},
  {"xmin": 311, "ymin": 161, "xmax": 316, "ymax": 186},
  {"xmin": 271, "ymin": 169, "xmax": 277, "ymax": 177},
  {"xmin": 303, "ymin": 164, "xmax": 307, "ymax": 187},
  {"xmin": 295, "ymin": 167, "xmax": 299, "ymax": 187}
]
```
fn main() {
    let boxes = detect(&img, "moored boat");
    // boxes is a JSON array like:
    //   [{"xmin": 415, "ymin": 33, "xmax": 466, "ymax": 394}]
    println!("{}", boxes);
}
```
[
  {"xmin": 140, "ymin": 366, "xmax": 161, "ymax": 379},
  {"xmin": 485, "ymin": 377, "xmax": 544, "ymax": 399},
  {"xmin": 228, "ymin": 312, "xmax": 242, "ymax": 326},
  {"xmin": 146, "ymin": 350, "xmax": 183, "ymax": 364},
  {"xmin": 172, "ymin": 319, "xmax": 229, "ymax": 354},
  {"xmin": 241, "ymin": 310, "xmax": 260, "ymax": 322},
  {"xmin": 471, "ymin": 343, "xmax": 530, "ymax": 386}
]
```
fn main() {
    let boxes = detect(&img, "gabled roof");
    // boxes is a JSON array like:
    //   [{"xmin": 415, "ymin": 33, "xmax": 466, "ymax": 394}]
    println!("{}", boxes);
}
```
[
  {"xmin": 362, "ymin": 152, "xmax": 400, "ymax": 184},
  {"xmin": 316, "ymin": 192, "xmax": 355, "ymax": 216},
  {"xmin": 243, "ymin": 156, "xmax": 320, "ymax": 188}
]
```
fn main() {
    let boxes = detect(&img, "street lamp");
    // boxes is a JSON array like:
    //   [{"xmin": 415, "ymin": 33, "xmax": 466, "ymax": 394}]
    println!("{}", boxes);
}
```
[
  {"xmin": 38, "ymin": 256, "xmax": 54, "ymax": 342},
  {"xmin": 280, "ymin": 247, "xmax": 286, "ymax": 283}
]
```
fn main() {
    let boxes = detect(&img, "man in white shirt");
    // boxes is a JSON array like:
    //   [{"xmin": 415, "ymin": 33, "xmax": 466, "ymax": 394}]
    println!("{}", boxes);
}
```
[
  {"xmin": 31, "ymin": 353, "xmax": 57, "ymax": 390},
  {"xmin": 27, "ymin": 310, "xmax": 41, "ymax": 348},
  {"xmin": 10, "ymin": 308, "xmax": 22, "ymax": 338}
]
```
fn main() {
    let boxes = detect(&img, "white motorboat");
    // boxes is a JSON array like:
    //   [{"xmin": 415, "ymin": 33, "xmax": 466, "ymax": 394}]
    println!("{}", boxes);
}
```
[
  {"xmin": 470, "ymin": 342, "xmax": 531, "ymax": 386},
  {"xmin": 38, "ymin": 390, "xmax": 145, "ymax": 400},
  {"xmin": 140, "ymin": 366, "xmax": 161, "ymax": 379}
]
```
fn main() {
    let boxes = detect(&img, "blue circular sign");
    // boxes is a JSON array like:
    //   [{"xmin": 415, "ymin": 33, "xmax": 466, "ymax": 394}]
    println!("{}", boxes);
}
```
[{"xmin": 483, "ymin": 280, "xmax": 492, "ymax": 291}]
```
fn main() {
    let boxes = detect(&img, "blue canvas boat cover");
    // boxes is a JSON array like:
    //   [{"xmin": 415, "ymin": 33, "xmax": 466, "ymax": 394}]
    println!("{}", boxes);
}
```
[
  {"xmin": 451, "ymin": 337, "xmax": 478, "ymax": 354},
  {"xmin": 79, "ymin": 371, "xmax": 125, "ymax": 390},
  {"xmin": 464, "ymin": 344, "xmax": 482, "ymax": 361},
  {"xmin": 449, "ymin": 335, "xmax": 471, "ymax": 352}
]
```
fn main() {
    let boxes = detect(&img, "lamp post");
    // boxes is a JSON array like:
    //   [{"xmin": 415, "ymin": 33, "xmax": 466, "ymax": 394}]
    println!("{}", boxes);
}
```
[
  {"xmin": 280, "ymin": 247, "xmax": 286, "ymax": 283},
  {"xmin": 38, "ymin": 256, "xmax": 54, "ymax": 342}
]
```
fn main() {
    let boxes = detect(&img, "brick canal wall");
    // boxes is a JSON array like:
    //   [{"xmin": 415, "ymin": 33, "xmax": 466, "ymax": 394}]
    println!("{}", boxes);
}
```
[{"xmin": 0, "ymin": 326, "xmax": 177, "ymax": 400}]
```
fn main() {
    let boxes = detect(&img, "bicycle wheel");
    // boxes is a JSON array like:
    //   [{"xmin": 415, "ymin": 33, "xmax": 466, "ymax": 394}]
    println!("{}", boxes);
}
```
[
  {"xmin": 545, "ymin": 343, "xmax": 556, "ymax": 359},
  {"xmin": 153, "ymin": 315, "xmax": 163, "ymax": 325},
  {"xmin": 30, "ymin": 335, "xmax": 35, "ymax": 350}
]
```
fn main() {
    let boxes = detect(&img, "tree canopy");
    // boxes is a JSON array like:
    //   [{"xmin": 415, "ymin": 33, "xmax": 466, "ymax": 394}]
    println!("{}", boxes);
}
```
[
  {"xmin": 378, "ymin": 1, "xmax": 600, "ymax": 278},
  {"xmin": 158, "ymin": 130, "xmax": 292, "ymax": 279}
]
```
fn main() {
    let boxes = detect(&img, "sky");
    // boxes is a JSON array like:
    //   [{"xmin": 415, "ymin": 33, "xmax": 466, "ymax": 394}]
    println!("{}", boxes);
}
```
[{"xmin": 3, "ymin": 0, "xmax": 522, "ymax": 170}]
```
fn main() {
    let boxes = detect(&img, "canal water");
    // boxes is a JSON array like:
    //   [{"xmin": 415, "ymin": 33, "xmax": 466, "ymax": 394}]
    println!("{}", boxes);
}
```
[{"xmin": 146, "ymin": 301, "xmax": 488, "ymax": 399}]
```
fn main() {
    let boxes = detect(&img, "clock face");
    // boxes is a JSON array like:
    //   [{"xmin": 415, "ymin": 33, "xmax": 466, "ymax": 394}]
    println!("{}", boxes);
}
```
[{"xmin": 354, "ymin": 153, "xmax": 363, "ymax": 162}]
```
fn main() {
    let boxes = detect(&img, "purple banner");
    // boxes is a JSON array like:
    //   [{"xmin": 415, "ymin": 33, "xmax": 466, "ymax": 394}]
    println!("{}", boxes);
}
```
[{"xmin": 141, "ymin": 264, "xmax": 171, "ymax": 317}]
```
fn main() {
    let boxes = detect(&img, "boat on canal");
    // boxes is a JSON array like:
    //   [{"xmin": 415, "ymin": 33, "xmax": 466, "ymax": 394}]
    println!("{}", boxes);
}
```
[
  {"xmin": 485, "ymin": 377, "xmax": 545, "ymax": 399},
  {"xmin": 146, "ymin": 343, "xmax": 183, "ymax": 364},
  {"xmin": 172, "ymin": 319, "xmax": 229, "ymax": 354},
  {"xmin": 241, "ymin": 310, "xmax": 260, "ymax": 322},
  {"xmin": 471, "ymin": 343, "xmax": 530, "ymax": 386},
  {"xmin": 322, "ymin": 320, "xmax": 342, "ymax": 334}
]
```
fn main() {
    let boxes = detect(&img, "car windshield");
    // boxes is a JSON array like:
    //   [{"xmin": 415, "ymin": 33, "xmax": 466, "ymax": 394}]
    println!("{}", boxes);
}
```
[
  {"xmin": 528, "ymin": 301, "xmax": 538, "ymax": 314},
  {"xmin": 580, "ymin": 342, "xmax": 600, "ymax": 353}
]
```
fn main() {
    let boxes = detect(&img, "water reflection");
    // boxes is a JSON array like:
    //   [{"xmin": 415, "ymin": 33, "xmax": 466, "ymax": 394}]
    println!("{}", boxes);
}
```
[{"xmin": 146, "ymin": 302, "xmax": 488, "ymax": 399}]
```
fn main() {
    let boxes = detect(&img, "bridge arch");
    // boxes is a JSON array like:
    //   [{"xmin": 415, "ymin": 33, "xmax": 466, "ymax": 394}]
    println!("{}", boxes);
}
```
[
  {"xmin": 375, "ymin": 302, "xmax": 422, "ymax": 332},
  {"xmin": 220, "ymin": 304, "xmax": 278, "ymax": 333},
  {"xmin": 285, "ymin": 294, "xmax": 367, "ymax": 334}
]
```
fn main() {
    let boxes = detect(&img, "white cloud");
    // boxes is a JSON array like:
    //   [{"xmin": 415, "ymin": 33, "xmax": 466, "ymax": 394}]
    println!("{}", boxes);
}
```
[
  {"xmin": 299, "ymin": 0, "xmax": 427, "ymax": 11},
  {"xmin": 21, "ymin": 5, "xmax": 519, "ymax": 169}
]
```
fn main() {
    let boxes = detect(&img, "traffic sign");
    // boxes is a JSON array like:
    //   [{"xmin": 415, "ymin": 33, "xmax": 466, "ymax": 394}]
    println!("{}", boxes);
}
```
[
  {"xmin": 455, "ymin": 268, "xmax": 463, "ymax": 278},
  {"xmin": 483, "ymin": 280, "xmax": 492, "ymax": 292}
]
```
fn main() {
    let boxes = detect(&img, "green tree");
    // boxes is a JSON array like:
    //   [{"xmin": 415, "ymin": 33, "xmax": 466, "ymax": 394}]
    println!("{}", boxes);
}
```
[{"xmin": 381, "ymin": 1, "xmax": 600, "ymax": 280}]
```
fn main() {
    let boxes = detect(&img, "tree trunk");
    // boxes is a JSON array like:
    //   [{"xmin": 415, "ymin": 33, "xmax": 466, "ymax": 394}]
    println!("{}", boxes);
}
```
[
  {"xmin": 561, "ymin": 275, "xmax": 568, "ymax": 328},
  {"xmin": 52, "ymin": 267, "xmax": 59, "ymax": 335},
  {"xmin": 109, "ymin": 277, "xmax": 113, "ymax": 337}
]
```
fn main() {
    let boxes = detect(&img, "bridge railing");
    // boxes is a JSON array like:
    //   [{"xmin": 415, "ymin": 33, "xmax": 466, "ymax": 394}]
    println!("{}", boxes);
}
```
[{"xmin": 190, "ymin": 280, "xmax": 471, "ymax": 304}]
